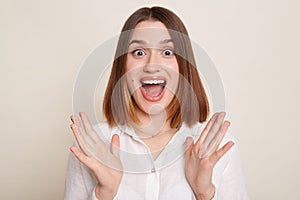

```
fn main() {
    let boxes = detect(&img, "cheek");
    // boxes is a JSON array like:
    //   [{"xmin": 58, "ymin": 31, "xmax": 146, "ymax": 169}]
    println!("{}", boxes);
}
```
[
  {"xmin": 125, "ymin": 57, "xmax": 132, "ymax": 72},
  {"xmin": 126, "ymin": 74, "xmax": 135, "ymax": 94},
  {"xmin": 163, "ymin": 58, "xmax": 179, "ymax": 73},
  {"xmin": 170, "ymin": 60, "xmax": 179, "ymax": 72},
  {"xmin": 125, "ymin": 72, "xmax": 140, "ymax": 95},
  {"xmin": 125, "ymin": 56, "xmax": 142, "ymax": 72},
  {"xmin": 125, "ymin": 56, "xmax": 144, "ymax": 93}
]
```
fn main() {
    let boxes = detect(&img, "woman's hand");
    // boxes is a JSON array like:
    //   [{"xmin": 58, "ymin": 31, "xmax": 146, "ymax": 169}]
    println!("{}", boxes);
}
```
[
  {"xmin": 185, "ymin": 112, "xmax": 234, "ymax": 200},
  {"xmin": 70, "ymin": 112, "xmax": 122, "ymax": 200}
]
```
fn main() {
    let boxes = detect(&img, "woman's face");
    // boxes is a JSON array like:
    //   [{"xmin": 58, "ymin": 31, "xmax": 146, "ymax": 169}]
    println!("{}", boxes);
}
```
[{"xmin": 125, "ymin": 20, "xmax": 179, "ymax": 117}]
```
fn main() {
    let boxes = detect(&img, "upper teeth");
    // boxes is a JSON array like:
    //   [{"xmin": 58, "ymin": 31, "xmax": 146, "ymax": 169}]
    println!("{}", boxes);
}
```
[{"xmin": 141, "ymin": 80, "xmax": 166, "ymax": 85}]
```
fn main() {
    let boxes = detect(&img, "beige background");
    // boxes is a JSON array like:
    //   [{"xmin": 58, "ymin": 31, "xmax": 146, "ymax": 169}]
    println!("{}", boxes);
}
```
[{"xmin": 1, "ymin": 0, "xmax": 300, "ymax": 199}]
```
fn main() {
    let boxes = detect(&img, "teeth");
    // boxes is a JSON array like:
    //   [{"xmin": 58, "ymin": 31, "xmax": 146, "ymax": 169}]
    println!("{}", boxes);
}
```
[{"xmin": 141, "ymin": 80, "xmax": 166, "ymax": 85}]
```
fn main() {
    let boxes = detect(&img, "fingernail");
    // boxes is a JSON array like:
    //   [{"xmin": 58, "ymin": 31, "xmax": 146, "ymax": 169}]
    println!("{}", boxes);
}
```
[{"xmin": 185, "ymin": 137, "xmax": 192, "ymax": 146}]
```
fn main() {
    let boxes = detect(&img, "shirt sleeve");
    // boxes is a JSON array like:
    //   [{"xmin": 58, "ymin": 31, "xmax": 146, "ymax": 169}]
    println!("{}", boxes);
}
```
[
  {"xmin": 213, "ymin": 137, "xmax": 249, "ymax": 200},
  {"xmin": 64, "ymin": 144, "xmax": 97, "ymax": 200},
  {"xmin": 91, "ymin": 187, "xmax": 98, "ymax": 200},
  {"xmin": 92, "ymin": 186, "xmax": 120, "ymax": 200}
]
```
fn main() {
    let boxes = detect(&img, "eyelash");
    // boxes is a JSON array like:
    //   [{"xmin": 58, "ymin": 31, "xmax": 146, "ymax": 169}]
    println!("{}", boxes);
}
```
[
  {"xmin": 132, "ymin": 49, "xmax": 146, "ymax": 56},
  {"xmin": 131, "ymin": 48, "xmax": 174, "ymax": 57},
  {"xmin": 162, "ymin": 49, "xmax": 174, "ymax": 56}
]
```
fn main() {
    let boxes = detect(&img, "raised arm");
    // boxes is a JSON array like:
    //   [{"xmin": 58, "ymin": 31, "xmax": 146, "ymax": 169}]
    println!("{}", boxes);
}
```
[{"xmin": 66, "ymin": 112, "xmax": 122, "ymax": 200}]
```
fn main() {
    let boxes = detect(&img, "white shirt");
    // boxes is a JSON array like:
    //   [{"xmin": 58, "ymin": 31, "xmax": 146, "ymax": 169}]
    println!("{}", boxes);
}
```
[{"xmin": 64, "ymin": 122, "xmax": 249, "ymax": 200}]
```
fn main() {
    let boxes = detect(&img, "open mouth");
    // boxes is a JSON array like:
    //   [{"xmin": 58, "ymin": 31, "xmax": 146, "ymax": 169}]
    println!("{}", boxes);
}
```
[{"xmin": 140, "ymin": 77, "xmax": 167, "ymax": 102}]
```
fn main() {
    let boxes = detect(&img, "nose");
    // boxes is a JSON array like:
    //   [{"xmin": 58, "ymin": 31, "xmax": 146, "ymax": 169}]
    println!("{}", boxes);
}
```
[{"xmin": 143, "ymin": 49, "xmax": 161, "ymax": 73}]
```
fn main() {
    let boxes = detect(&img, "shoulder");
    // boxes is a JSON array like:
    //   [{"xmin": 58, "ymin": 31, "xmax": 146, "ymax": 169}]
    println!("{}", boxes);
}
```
[{"xmin": 93, "ymin": 121, "xmax": 112, "ymax": 133}]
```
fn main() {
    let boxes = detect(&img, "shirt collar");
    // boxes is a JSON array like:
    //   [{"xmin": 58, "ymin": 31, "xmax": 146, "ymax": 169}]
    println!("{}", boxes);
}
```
[{"xmin": 117, "ymin": 122, "xmax": 198, "ymax": 140}]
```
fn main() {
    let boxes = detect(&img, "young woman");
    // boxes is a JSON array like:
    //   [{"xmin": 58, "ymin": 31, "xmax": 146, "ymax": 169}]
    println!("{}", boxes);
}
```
[{"xmin": 65, "ymin": 6, "xmax": 248, "ymax": 200}]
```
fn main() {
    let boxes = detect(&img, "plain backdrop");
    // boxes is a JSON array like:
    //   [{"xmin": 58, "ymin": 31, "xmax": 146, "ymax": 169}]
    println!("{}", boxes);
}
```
[{"xmin": 1, "ymin": 0, "xmax": 299, "ymax": 199}]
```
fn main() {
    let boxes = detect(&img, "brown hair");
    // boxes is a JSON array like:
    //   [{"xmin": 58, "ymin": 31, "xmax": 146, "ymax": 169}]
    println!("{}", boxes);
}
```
[{"xmin": 103, "ymin": 6, "xmax": 209, "ymax": 128}]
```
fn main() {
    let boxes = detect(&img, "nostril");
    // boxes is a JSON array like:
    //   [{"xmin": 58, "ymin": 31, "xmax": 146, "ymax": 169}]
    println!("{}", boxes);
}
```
[{"xmin": 143, "ymin": 64, "xmax": 162, "ymax": 73}]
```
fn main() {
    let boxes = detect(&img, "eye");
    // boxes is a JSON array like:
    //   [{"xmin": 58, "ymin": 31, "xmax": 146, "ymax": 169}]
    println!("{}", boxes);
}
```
[
  {"xmin": 162, "ymin": 49, "xmax": 174, "ymax": 56},
  {"xmin": 132, "ymin": 49, "xmax": 146, "ymax": 56}
]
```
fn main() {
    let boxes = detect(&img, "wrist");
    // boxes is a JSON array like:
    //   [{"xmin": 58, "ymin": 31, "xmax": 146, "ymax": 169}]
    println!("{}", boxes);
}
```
[
  {"xmin": 195, "ymin": 184, "xmax": 215, "ymax": 200},
  {"xmin": 95, "ymin": 184, "xmax": 118, "ymax": 200}
]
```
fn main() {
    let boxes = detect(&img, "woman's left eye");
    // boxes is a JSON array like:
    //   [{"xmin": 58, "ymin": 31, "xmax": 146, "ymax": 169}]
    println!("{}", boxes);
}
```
[{"xmin": 162, "ymin": 49, "xmax": 174, "ymax": 56}]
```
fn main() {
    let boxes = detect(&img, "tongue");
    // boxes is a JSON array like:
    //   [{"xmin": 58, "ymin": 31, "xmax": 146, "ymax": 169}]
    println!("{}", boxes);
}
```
[{"xmin": 143, "ymin": 84, "xmax": 163, "ymax": 97}]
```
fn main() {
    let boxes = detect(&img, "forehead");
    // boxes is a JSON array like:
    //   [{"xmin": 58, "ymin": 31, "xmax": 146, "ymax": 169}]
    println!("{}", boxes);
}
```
[{"xmin": 129, "ymin": 20, "xmax": 172, "ymax": 44}]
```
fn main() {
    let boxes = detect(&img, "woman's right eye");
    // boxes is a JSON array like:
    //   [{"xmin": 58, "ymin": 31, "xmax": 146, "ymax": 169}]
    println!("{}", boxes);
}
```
[{"xmin": 132, "ymin": 49, "xmax": 146, "ymax": 56}]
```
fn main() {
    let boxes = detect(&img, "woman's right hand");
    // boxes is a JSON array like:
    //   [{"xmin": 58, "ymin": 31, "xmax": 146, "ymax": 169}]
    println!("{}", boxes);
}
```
[{"xmin": 70, "ymin": 112, "xmax": 122, "ymax": 200}]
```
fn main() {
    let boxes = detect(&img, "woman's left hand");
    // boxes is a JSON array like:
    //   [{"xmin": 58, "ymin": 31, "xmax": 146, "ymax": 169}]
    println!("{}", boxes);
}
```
[{"xmin": 185, "ymin": 112, "xmax": 234, "ymax": 200}]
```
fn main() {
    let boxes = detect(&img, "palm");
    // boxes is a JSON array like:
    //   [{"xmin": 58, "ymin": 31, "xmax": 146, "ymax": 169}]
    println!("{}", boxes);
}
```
[
  {"xmin": 185, "ymin": 112, "xmax": 234, "ymax": 199},
  {"xmin": 70, "ymin": 112, "xmax": 122, "ymax": 199}
]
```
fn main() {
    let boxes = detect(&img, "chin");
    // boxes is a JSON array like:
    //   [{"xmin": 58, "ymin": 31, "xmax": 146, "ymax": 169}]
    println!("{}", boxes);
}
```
[{"xmin": 133, "ymin": 91, "xmax": 174, "ymax": 116}]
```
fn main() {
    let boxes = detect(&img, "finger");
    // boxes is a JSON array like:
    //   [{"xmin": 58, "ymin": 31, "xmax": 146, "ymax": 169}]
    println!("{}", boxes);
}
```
[
  {"xmin": 71, "ymin": 114, "xmax": 86, "ymax": 136},
  {"xmin": 79, "ymin": 112, "xmax": 98, "ymax": 143},
  {"xmin": 201, "ymin": 120, "xmax": 230, "ymax": 158},
  {"xmin": 70, "ymin": 146, "xmax": 93, "ymax": 167},
  {"xmin": 197, "ymin": 112, "xmax": 225, "ymax": 156},
  {"xmin": 71, "ymin": 113, "xmax": 98, "ymax": 149},
  {"xmin": 79, "ymin": 112, "xmax": 107, "ymax": 151},
  {"xmin": 91, "ymin": 129, "xmax": 109, "ymax": 159},
  {"xmin": 184, "ymin": 137, "xmax": 194, "ymax": 159},
  {"xmin": 203, "ymin": 112, "xmax": 225, "ymax": 147},
  {"xmin": 71, "ymin": 114, "xmax": 107, "ymax": 160},
  {"xmin": 210, "ymin": 141, "xmax": 234, "ymax": 164},
  {"xmin": 110, "ymin": 134, "xmax": 120, "ymax": 158},
  {"xmin": 70, "ymin": 123, "xmax": 92, "ymax": 156},
  {"xmin": 212, "ymin": 121, "xmax": 231, "ymax": 151},
  {"xmin": 194, "ymin": 112, "xmax": 219, "ymax": 151}
]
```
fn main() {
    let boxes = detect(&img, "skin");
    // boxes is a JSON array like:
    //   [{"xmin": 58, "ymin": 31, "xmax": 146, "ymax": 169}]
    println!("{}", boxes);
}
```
[
  {"xmin": 70, "ymin": 112, "xmax": 122, "ymax": 200},
  {"xmin": 125, "ymin": 20, "xmax": 179, "ymax": 139},
  {"xmin": 185, "ymin": 112, "xmax": 234, "ymax": 200},
  {"xmin": 125, "ymin": 20, "xmax": 180, "ymax": 153},
  {"xmin": 70, "ymin": 20, "xmax": 234, "ymax": 200}
]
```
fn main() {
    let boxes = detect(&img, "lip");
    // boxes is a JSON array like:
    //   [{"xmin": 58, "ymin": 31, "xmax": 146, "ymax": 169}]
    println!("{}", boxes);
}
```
[{"xmin": 139, "ymin": 76, "xmax": 167, "ymax": 102}]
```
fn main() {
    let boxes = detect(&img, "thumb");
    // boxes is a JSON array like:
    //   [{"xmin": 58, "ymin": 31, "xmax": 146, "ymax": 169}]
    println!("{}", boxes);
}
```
[{"xmin": 111, "ymin": 134, "xmax": 120, "ymax": 158}]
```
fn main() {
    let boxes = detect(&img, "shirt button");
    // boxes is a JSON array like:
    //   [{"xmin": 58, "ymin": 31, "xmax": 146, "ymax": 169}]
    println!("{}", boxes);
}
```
[{"xmin": 151, "ymin": 167, "xmax": 156, "ymax": 173}]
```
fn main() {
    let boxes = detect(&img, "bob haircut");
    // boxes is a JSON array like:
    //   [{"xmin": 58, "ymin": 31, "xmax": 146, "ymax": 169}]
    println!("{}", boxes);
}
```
[{"xmin": 103, "ymin": 6, "xmax": 209, "ymax": 128}]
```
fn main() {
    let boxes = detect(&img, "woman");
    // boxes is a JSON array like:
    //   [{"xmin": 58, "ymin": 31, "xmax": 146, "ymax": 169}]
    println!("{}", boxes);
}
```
[{"xmin": 65, "ymin": 6, "xmax": 248, "ymax": 200}]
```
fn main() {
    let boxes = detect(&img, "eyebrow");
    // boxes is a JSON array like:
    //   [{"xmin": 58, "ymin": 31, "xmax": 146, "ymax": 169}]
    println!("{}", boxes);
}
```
[
  {"xmin": 159, "ymin": 39, "xmax": 173, "ymax": 44},
  {"xmin": 129, "ymin": 40, "xmax": 147, "ymax": 45},
  {"xmin": 128, "ymin": 39, "xmax": 173, "ymax": 46}
]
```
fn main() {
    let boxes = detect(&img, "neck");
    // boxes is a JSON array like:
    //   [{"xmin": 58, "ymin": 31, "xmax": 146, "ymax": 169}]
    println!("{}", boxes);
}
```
[{"xmin": 131, "ymin": 110, "xmax": 173, "ymax": 139}]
